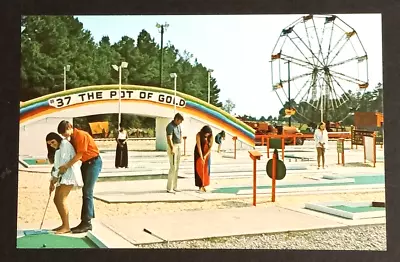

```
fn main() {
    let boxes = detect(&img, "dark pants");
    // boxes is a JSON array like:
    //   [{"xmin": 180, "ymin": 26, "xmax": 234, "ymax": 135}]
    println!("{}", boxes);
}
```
[{"xmin": 80, "ymin": 156, "xmax": 102, "ymax": 223}]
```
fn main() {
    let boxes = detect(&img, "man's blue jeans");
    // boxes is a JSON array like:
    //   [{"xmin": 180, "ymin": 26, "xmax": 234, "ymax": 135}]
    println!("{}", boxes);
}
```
[{"xmin": 80, "ymin": 156, "xmax": 102, "ymax": 223}]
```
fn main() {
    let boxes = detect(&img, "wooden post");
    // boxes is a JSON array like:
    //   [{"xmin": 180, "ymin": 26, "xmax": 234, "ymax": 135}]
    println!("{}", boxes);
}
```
[
  {"xmin": 337, "ymin": 145, "xmax": 340, "ymax": 165},
  {"xmin": 261, "ymin": 136, "xmax": 264, "ymax": 146},
  {"xmin": 341, "ymin": 138, "xmax": 345, "ymax": 166},
  {"xmin": 183, "ymin": 136, "xmax": 187, "ymax": 156},
  {"xmin": 249, "ymin": 150, "xmax": 262, "ymax": 206},
  {"xmin": 337, "ymin": 138, "xmax": 345, "ymax": 166},
  {"xmin": 373, "ymin": 133, "xmax": 376, "ymax": 168},
  {"xmin": 293, "ymin": 135, "xmax": 296, "ymax": 145},
  {"xmin": 350, "ymin": 125, "xmax": 354, "ymax": 149},
  {"xmin": 363, "ymin": 136, "xmax": 366, "ymax": 164},
  {"xmin": 267, "ymin": 137, "xmax": 270, "ymax": 158},
  {"xmin": 281, "ymin": 137, "xmax": 285, "ymax": 160},
  {"xmin": 272, "ymin": 150, "xmax": 277, "ymax": 203},
  {"xmin": 233, "ymin": 136, "xmax": 237, "ymax": 159}
]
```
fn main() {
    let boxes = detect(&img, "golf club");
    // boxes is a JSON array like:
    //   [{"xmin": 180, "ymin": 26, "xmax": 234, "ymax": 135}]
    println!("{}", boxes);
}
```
[
  {"xmin": 143, "ymin": 228, "xmax": 169, "ymax": 244},
  {"xmin": 40, "ymin": 192, "xmax": 52, "ymax": 230}
]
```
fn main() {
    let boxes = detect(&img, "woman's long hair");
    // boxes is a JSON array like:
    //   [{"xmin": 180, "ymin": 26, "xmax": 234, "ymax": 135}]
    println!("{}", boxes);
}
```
[
  {"xmin": 318, "ymin": 122, "xmax": 325, "ymax": 130},
  {"xmin": 46, "ymin": 132, "xmax": 63, "ymax": 164},
  {"xmin": 199, "ymin": 125, "xmax": 213, "ymax": 145}
]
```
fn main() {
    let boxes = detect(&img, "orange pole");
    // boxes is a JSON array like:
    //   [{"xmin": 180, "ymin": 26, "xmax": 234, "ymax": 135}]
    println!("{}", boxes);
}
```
[
  {"xmin": 183, "ymin": 136, "xmax": 187, "ymax": 156},
  {"xmin": 249, "ymin": 151, "xmax": 262, "ymax": 207},
  {"xmin": 261, "ymin": 136, "xmax": 264, "ymax": 146},
  {"xmin": 373, "ymin": 134, "xmax": 376, "ymax": 167},
  {"xmin": 293, "ymin": 135, "xmax": 296, "ymax": 145},
  {"xmin": 253, "ymin": 156, "xmax": 257, "ymax": 206},
  {"xmin": 281, "ymin": 138, "xmax": 284, "ymax": 160},
  {"xmin": 272, "ymin": 152, "xmax": 276, "ymax": 202},
  {"xmin": 267, "ymin": 138, "xmax": 270, "ymax": 158}
]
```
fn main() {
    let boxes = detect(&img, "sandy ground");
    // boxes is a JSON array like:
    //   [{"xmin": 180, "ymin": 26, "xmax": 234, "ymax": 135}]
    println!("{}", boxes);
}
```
[{"xmin": 17, "ymin": 169, "xmax": 386, "ymax": 227}]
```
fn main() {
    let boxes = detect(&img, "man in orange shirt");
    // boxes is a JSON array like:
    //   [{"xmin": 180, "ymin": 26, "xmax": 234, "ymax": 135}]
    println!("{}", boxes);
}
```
[{"xmin": 57, "ymin": 120, "xmax": 102, "ymax": 233}]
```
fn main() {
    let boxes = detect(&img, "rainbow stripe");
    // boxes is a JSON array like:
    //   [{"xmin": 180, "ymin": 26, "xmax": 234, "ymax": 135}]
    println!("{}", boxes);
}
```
[{"xmin": 20, "ymin": 85, "xmax": 255, "ymax": 146}]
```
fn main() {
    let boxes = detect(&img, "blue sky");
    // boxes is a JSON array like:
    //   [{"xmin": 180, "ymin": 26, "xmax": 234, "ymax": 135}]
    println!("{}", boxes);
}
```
[{"xmin": 75, "ymin": 14, "xmax": 382, "ymax": 118}]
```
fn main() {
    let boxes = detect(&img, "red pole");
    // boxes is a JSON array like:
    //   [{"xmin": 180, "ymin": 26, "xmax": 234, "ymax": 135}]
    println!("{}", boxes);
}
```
[
  {"xmin": 281, "ymin": 138, "xmax": 284, "ymax": 160},
  {"xmin": 272, "ymin": 152, "xmax": 276, "ymax": 202},
  {"xmin": 267, "ymin": 137, "xmax": 270, "ymax": 158},
  {"xmin": 183, "ymin": 136, "xmax": 187, "ymax": 156}
]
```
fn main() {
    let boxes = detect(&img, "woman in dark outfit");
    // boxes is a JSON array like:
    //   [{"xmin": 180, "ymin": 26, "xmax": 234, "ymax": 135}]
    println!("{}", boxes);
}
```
[
  {"xmin": 194, "ymin": 125, "xmax": 213, "ymax": 192},
  {"xmin": 215, "ymin": 130, "xmax": 226, "ymax": 153},
  {"xmin": 115, "ymin": 125, "xmax": 129, "ymax": 168}
]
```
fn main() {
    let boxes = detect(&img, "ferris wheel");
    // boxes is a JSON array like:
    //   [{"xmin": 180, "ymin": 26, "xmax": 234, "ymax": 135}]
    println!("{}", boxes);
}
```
[{"xmin": 270, "ymin": 14, "xmax": 369, "ymax": 123}]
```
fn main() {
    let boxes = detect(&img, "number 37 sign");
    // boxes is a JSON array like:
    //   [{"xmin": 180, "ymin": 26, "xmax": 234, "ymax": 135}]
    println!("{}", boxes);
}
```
[{"xmin": 48, "ymin": 90, "xmax": 187, "ymax": 109}]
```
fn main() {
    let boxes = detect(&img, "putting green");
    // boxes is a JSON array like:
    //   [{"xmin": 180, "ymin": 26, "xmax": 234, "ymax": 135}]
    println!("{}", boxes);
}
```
[
  {"xmin": 17, "ymin": 234, "xmax": 99, "ymax": 248},
  {"xmin": 211, "ymin": 175, "xmax": 385, "ymax": 194},
  {"xmin": 328, "ymin": 205, "xmax": 385, "ymax": 213}
]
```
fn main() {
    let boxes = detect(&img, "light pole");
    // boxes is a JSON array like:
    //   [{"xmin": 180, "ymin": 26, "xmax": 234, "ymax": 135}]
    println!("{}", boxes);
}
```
[
  {"xmin": 112, "ymin": 61, "xmax": 129, "ymax": 127},
  {"xmin": 156, "ymin": 22, "xmax": 169, "ymax": 88},
  {"xmin": 170, "ymin": 73, "xmax": 177, "ymax": 115},
  {"xmin": 63, "ymin": 65, "xmax": 70, "ymax": 91},
  {"xmin": 207, "ymin": 69, "xmax": 214, "ymax": 104}
]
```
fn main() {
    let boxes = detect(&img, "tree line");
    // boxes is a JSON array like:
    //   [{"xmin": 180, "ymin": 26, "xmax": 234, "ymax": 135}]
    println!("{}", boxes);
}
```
[
  {"xmin": 21, "ymin": 16, "xmax": 225, "ymax": 134},
  {"xmin": 236, "ymin": 83, "xmax": 383, "ymax": 127}
]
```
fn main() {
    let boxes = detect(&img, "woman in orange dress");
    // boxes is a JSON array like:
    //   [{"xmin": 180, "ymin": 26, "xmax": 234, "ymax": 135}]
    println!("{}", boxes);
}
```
[{"xmin": 194, "ymin": 125, "xmax": 213, "ymax": 192}]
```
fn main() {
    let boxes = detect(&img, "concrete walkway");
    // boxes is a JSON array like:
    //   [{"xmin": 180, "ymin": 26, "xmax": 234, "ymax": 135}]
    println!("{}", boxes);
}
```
[{"xmin": 18, "ymin": 140, "xmax": 386, "ymax": 248}]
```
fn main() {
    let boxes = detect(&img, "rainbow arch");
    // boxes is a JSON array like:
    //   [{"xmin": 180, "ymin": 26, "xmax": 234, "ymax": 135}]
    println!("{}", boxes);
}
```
[{"xmin": 20, "ymin": 85, "xmax": 255, "ymax": 147}]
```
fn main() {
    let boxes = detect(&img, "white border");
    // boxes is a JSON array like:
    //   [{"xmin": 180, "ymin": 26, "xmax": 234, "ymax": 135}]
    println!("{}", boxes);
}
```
[
  {"xmin": 305, "ymin": 201, "xmax": 386, "ymax": 220},
  {"xmin": 86, "ymin": 231, "xmax": 108, "ymax": 248}
]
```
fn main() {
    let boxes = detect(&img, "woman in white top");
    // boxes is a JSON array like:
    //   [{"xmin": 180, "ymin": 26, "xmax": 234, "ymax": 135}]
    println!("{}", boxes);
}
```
[
  {"xmin": 46, "ymin": 132, "xmax": 83, "ymax": 234},
  {"xmin": 314, "ymin": 122, "xmax": 329, "ymax": 169},
  {"xmin": 115, "ymin": 125, "xmax": 129, "ymax": 168}
]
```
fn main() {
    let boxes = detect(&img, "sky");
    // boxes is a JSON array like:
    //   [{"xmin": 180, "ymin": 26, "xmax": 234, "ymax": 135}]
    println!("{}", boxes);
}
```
[{"xmin": 75, "ymin": 14, "xmax": 382, "ymax": 118}]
